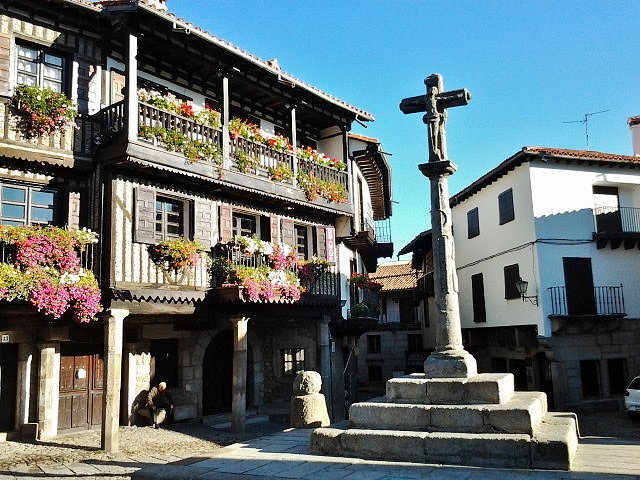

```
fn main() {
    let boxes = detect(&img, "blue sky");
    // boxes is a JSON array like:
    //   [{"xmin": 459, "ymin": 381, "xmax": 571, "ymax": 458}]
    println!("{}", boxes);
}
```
[{"xmin": 168, "ymin": 0, "xmax": 639, "ymax": 259}]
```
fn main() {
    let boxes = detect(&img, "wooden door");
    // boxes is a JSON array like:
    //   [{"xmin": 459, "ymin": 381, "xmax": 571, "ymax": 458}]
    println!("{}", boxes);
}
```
[
  {"xmin": 58, "ymin": 351, "xmax": 103, "ymax": 431},
  {"xmin": 563, "ymin": 257, "xmax": 596, "ymax": 315},
  {"xmin": 0, "ymin": 343, "xmax": 18, "ymax": 431}
]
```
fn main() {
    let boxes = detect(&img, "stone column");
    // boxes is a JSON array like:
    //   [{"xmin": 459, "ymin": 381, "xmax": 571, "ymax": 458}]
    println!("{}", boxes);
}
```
[
  {"xmin": 317, "ymin": 316, "xmax": 332, "ymax": 419},
  {"xmin": 37, "ymin": 342, "xmax": 60, "ymax": 438},
  {"xmin": 231, "ymin": 316, "xmax": 249, "ymax": 433},
  {"xmin": 419, "ymin": 161, "xmax": 477, "ymax": 379},
  {"xmin": 100, "ymin": 309, "xmax": 128, "ymax": 453},
  {"xmin": 16, "ymin": 346, "xmax": 33, "ymax": 428}
]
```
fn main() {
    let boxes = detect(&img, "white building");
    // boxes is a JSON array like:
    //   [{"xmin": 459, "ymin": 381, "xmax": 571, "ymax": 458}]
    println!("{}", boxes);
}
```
[{"xmin": 450, "ymin": 142, "xmax": 640, "ymax": 410}]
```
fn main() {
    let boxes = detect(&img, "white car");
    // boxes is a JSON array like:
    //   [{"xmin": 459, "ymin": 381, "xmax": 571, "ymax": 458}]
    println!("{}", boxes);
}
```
[{"xmin": 624, "ymin": 376, "xmax": 640, "ymax": 419}]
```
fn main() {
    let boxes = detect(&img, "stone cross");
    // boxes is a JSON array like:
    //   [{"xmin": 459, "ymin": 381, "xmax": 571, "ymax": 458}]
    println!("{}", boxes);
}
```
[{"xmin": 399, "ymin": 73, "xmax": 477, "ymax": 378}]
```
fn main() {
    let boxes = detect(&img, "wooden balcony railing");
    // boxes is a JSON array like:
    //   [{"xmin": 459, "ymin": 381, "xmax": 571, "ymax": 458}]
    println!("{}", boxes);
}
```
[
  {"xmin": 1, "ymin": 240, "xmax": 97, "ymax": 278},
  {"xmin": 548, "ymin": 284, "xmax": 626, "ymax": 316}
]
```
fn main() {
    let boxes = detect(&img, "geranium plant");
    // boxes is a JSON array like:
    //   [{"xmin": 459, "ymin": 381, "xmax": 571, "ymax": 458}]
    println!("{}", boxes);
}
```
[
  {"xmin": 296, "ymin": 171, "xmax": 347, "ymax": 203},
  {"xmin": 350, "ymin": 272, "xmax": 382, "ymax": 291},
  {"xmin": 232, "ymin": 149, "xmax": 260, "ymax": 173},
  {"xmin": 148, "ymin": 237, "xmax": 205, "ymax": 273},
  {"xmin": 12, "ymin": 85, "xmax": 77, "ymax": 138},
  {"xmin": 139, "ymin": 124, "xmax": 223, "ymax": 167},
  {"xmin": 0, "ymin": 225, "xmax": 101, "ymax": 323},
  {"xmin": 297, "ymin": 256, "xmax": 329, "ymax": 284},
  {"xmin": 267, "ymin": 162, "xmax": 294, "ymax": 182}
]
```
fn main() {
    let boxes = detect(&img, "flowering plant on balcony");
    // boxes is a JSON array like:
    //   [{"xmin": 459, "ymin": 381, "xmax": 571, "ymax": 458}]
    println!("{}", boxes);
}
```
[
  {"xmin": 210, "ymin": 256, "xmax": 235, "ymax": 286},
  {"xmin": 268, "ymin": 162, "xmax": 294, "ymax": 182},
  {"xmin": 263, "ymin": 134, "xmax": 292, "ymax": 153},
  {"xmin": 138, "ymin": 89, "xmax": 221, "ymax": 129},
  {"xmin": 12, "ymin": 85, "xmax": 78, "ymax": 138},
  {"xmin": 139, "ymin": 124, "xmax": 223, "ymax": 167},
  {"xmin": 296, "ymin": 146, "xmax": 346, "ymax": 171},
  {"xmin": 229, "ymin": 118, "xmax": 263, "ymax": 142},
  {"xmin": 148, "ymin": 237, "xmax": 206, "ymax": 273},
  {"xmin": 233, "ymin": 149, "xmax": 260, "ymax": 173},
  {"xmin": 0, "ymin": 225, "xmax": 101, "ymax": 323},
  {"xmin": 297, "ymin": 256, "xmax": 329, "ymax": 283},
  {"xmin": 233, "ymin": 265, "xmax": 304, "ymax": 302},
  {"xmin": 296, "ymin": 171, "xmax": 347, "ymax": 203},
  {"xmin": 232, "ymin": 235, "xmax": 296, "ymax": 268},
  {"xmin": 349, "ymin": 272, "xmax": 382, "ymax": 291}
]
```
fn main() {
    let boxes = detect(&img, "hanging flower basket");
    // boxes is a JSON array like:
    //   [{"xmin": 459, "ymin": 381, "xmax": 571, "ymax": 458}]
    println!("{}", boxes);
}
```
[{"xmin": 11, "ymin": 85, "xmax": 77, "ymax": 138}]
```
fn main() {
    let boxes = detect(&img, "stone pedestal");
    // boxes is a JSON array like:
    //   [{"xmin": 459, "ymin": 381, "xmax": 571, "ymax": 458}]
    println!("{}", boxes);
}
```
[
  {"xmin": 424, "ymin": 349, "xmax": 477, "ymax": 378},
  {"xmin": 311, "ymin": 372, "xmax": 579, "ymax": 470},
  {"xmin": 290, "ymin": 371, "xmax": 330, "ymax": 428}
]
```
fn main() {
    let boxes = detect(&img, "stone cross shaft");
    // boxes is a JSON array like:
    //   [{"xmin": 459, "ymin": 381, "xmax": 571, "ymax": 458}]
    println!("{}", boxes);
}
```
[{"xmin": 400, "ymin": 74, "xmax": 476, "ymax": 378}]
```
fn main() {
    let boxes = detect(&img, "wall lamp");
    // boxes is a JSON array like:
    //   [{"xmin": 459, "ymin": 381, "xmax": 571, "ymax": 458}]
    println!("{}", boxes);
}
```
[{"xmin": 516, "ymin": 278, "xmax": 538, "ymax": 307}]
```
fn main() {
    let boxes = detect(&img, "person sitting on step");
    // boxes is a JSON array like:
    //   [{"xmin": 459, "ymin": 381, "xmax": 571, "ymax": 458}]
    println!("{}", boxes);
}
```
[{"xmin": 138, "ymin": 381, "xmax": 174, "ymax": 428}]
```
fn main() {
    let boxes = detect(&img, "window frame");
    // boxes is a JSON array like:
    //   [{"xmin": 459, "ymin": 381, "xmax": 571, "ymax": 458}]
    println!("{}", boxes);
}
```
[
  {"xmin": 294, "ymin": 224, "xmax": 310, "ymax": 260},
  {"xmin": 367, "ymin": 334, "xmax": 381, "ymax": 354},
  {"xmin": 467, "ymin": 207, "xmax": 480, "ymax": 238},
  {"xmin": 471, "ymin": 273, "xmax": 486, "ymax": 323},
  {"xmin": 498, "ymin": 188, "xmax": 515, "ymax": 225},
  {"xmin": 281, "ymin": 347, "xmax": 305, "ymax": 376},
  {"xmin": 16, "ymin": 43, "xmax": 66, "ymax": 93},
  {"xmin": 0, "ymin": 182, "xmax": 57, "ymax": 226},
  {"xmin": 154, "ymin": 195, "xmax": 190, "ymax": 242},
  {"xmin": 232, "ymin": 212, "xmax": 258, "ymax": 238}
]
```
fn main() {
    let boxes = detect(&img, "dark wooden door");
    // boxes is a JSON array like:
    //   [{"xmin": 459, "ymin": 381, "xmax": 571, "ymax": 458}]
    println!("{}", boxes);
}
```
[
  {"xmin": 0, "ymin": 343, "xmax": 18, "ymax": 431},
  {"xmin": 203, "ymin": 330, "xmax": 233, "ymax": 415},
  {"xmin": 563, "ymin": 257, "xmax": 596, "ymax": 315},
  {"xmin": 58, "ymin": 350, "xmax": 103, "ymax": 431}
]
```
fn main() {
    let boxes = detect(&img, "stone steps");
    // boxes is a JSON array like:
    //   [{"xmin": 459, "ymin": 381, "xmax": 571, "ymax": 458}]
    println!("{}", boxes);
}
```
[
  {"xmin": 349, "ymin": 391, "xmax": 548, "ymax": 434},
  {"xmin": 311, "ymin": 412, "xmax": 578, "ymax": 470}
]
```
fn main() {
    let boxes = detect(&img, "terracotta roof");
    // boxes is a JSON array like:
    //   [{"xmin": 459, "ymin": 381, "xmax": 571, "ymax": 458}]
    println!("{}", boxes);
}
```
[
  {"xmin": 369, "ymin": 261, "xmax": 418, "ymax": 292},
  {"xmin": 90, "ymin": 0, "xmax": 374, "ymax": 121},
  {"xmin": 451, "ymin": 146, "xmax": 640, "ymax": 206}
]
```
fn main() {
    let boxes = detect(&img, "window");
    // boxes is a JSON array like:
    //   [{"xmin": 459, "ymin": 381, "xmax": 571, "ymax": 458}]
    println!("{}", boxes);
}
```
[
  {"xmin": 367, "ymin": 335, "xmax": 381, "ymax": 354},
  {"xmin": 471, "ymin": 273, "xmax": 486, "ymax": 323},
  {"xmin": 295, "ymin": 225, "xmax": 308, "ymax": 260},
  {"xmin": 233, "ymin": 212, "xmax": 256, "ymax": 238},
  {"xmin": 155, "ymin": 196, "xmax": 184, "ymax": 241},
  {"xmin": 503, "ymin": 264, "xmax": 521, "ymax": 300},
  {"xmin": 1, "ymin": 183, "xmax": 56, "ymax": 226},
  {"xmin": 150, "ymin": 339, "xmax": 179, "ymax": 388},
  {"xmin": 282, "ymin": 348, "xmax": 305, "ymax": 376},
  {"xmin": 407, "ymin": 334, "xmax": 423, "ymax": 354},
  {"xmin": 580, "ymin": 360, "xmax": 600, "ymax": 398},
  {"xmin": 498, "ymin": 189, "xmax": 514, "ymax": 225},
  {"xmin": 17, "ymin": 44, "xmax": 64, "ymax": 92},
  {"xmin": 467, "ymin": 207, "xmax": 479, "ymax": 238}
]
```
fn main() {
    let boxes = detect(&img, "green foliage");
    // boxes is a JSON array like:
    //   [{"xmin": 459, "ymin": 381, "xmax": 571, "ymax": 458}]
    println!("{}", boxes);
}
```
[{"xmin": 12, "ymin": 85, "xmax": 77, "ymax": 138}]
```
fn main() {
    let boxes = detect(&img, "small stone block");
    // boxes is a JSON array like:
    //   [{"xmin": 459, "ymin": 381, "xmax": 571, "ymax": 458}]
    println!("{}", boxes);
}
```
[
  {"xmin": 531, "ymin": 412, "xmax": 578, "ymax": 470},
  {"xmin": 341, "ymin": 429, "xmax": 428, "ymax": 463},
  {"xmin": 20, "ymin": 423, "xmax": 38, "ymax": 440},
  {"xmin": 464, "ymin": 373, "xmax": 514, "ymax": 404},
  {"xmin": 386, "ymin": 376, "xmax": 428, "ymax": 403},
  {"xmin": 350, "ymin": 402, "xmax": 431, "ymax": 430},
  {"xmin": 429, "ymin": 406, "xmax": 484, "ymax": 431},
  {"xmin": 310, "ymin": 427, "xmax": 343, "ymax": 455},
  {"xmin": 426, "ymin": 378, "xmax": 465, "ymax": 404}
]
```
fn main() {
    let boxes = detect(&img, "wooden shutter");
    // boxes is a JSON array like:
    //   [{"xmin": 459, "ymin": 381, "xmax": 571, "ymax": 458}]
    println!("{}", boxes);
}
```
[
  {"xmin": 134, "ymin": 186, "xmax": 156, "ymax": 244},
  {"xmin": 471, "ymin": 273, "xmax": 486, "ymax": 323},
  {"xmin": 219, "ymin": 204, "xmax": 233, "ymax": 243},
  {"xmin": 281, "ymin": 218, "xmax": 294, "ymax": 247},
  {"xmin": 111, "ymin": 70, "xmax": 125, "ymax": 103},
  {"xmin": 68, "ymin": 192, "xmax": 81, "ymax": 230},
  {"xmin": 270, "ymin": 215, "xmax": 279, "ymax": 244},
  {"xmin": 315, "ymin": 226, "xmax": 327, "ymax": 259},
  {"xmin": 194, "ymin": 199, "xmax": 215, "ymax": 248},
  {"xmin": 503, "ymin": 264, "xmax": 520, "ymax": 300}
]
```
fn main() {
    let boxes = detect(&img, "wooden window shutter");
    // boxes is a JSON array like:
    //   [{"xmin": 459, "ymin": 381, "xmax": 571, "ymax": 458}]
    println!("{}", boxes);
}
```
[
  {"xmin": 134, "ymin": 186, "xmax": 156, "ymax": 244},
  {"xmin": 67, "ymin": 191, "xmax": 81, "ymax": 230},
  {"xmin": 270, "ymin": 215, "xmax": 279, "ymax": 244},
  {"xmin": 194, "ymin": 199, "xmax": 215, "ymax": 248},
  {"xmin": 315, "ymin": 226, "xmax": 327, "ymax": 259},
  {"xmin": 471, "ymin": 273, "xmax": 486, "ymax": 323},
  {"xmin": 281, "ymin": 218, "xmax": 294, "ymax": 246},
  {"xmin": 219, "ymin": 204, "xmax": 233, "ymax": 243}
]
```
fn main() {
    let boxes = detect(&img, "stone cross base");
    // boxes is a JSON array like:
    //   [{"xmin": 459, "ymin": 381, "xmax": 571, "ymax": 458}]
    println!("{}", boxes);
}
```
[{"xmin": 424, "ymin": 349, "xmax": 477, "ymax": 378}]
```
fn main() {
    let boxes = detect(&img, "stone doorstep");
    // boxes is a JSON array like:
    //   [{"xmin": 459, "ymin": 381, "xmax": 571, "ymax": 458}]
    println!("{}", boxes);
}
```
[
  {"xmin": 386, "ymin": 372, "xmax": 515, "ymax": 405},
  {"xmin": 349, "ymin": 391, "xmax": 548, "ymax": 435},
  {"xmin": 311, "ymin": 412, "xmax": 578, "ymax": 470}
]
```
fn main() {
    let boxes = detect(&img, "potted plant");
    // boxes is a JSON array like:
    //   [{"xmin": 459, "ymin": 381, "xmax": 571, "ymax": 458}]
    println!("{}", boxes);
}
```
[
  {"xmin": 12, "ymin": 85, "xmax": 77, "ymax": 138},
  {"xmin": 148, "ymin": 237, "xmax": 205, "ymax": 273}
]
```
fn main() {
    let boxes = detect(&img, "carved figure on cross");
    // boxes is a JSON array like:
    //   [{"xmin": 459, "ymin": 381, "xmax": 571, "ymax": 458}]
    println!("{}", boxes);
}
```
[{"xmin": 399, "ymin": 74, "xmax": 471, "ymax": 163}]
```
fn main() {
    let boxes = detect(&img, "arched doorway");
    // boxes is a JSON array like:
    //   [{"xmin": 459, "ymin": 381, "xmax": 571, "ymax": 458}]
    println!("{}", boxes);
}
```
[{"xmin": 203, "ymin": 330, "xmax": 233, "ymax": 415}]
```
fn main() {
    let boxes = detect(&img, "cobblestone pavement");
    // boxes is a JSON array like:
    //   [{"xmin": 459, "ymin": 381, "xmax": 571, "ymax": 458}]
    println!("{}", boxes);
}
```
[
  {"xmin": 1, "ymin": 408, "xmax": 640, "ymax": 479},
  {"xmin": 0, "ymin": 418, "xmax": 288, "ymax": 479}
]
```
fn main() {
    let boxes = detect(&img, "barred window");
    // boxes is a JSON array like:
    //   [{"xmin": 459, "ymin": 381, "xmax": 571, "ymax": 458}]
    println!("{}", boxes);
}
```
[{"xmin": 282, "ymin": 348, "xmax": 305, "ymax": 376}]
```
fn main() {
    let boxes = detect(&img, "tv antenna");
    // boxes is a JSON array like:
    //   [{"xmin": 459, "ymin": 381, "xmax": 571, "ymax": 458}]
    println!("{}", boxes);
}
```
[{"xmin": 564, "ymin": 110, "xmax": 609, "ymax": 150}]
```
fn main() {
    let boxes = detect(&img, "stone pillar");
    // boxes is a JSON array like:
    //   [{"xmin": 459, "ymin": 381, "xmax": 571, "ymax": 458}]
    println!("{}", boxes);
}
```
[
  {"xmin": 100, "ymin": 309, "xmax": 128, "ymax": 453},
  {"xmin": 231, "ymin": 316, "xmax": 249, "ymax": 433},
  {"xmin": 37, "ymin": 343, "xmax": 60, "ymax": 438},
  {"xmin": 16, "ymin": 346, "xmax": 33, "ymax": 428},
  {"xmin": 419, "ymin": 161, "xmax": 477, "ymax": 379},
  {"xmin": 317, "ymin": 316, "xmax": 332, "ymax": 419}
]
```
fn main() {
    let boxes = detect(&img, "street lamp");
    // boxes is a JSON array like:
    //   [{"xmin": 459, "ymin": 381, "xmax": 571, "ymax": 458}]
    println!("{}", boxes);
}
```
[{"xmin": 516, "ymin": 277, "xmax": 538, "ymax": 307}]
